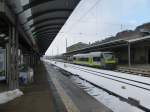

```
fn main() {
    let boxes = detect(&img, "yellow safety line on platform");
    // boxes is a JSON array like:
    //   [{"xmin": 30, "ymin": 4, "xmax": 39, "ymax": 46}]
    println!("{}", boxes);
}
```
[{"xmin": 52, "ymin": 78, "xmax": 80, "ymax": 112}]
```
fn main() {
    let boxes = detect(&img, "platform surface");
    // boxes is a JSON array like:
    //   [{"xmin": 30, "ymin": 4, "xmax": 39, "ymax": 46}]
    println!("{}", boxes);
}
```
[
  {"xmin": 0, "ymin": 62, "xmax": 58, "ymax": 112},
  {"xmin": 0, "ymin": 62, "xmax": 112, "ymax": 112},
  {"xmin": 46, "ymin": 63, "xmax": 112, "ymax": 112}
]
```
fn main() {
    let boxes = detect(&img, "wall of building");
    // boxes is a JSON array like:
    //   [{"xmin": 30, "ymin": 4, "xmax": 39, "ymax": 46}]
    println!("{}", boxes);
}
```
[
  {"xmin": 114, "ymin": 43, "xmax": 150, "ymax": 65},
  {"xmin": 115, "ymin": 48, "xmax": 128, "ymax": 64},
  {"xmin": 133, "ymin": 46, "xmax": 149, "ymax": 64}
]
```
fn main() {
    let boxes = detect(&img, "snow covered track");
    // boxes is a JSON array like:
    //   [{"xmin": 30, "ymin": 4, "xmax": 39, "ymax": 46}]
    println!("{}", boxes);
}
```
[
  {"xmin": 45, "ymin": 60, "xmax": 150, "ymax": 112},
  {"xmin": 68, "ymin": 65, "xmax": 150, "ymax": 91}
]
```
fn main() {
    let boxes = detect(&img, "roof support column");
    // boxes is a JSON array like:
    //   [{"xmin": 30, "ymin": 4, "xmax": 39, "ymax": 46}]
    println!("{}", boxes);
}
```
[
  {"xmin": 128, "ymin": 42, "xmax": 131, "ymax": 67},
  {"xmin": 6, "ymin": 40, "xmax": 10, "ymax": 84},
  {"xmin": 7, "ymin": 24, "xmax": 19, "ymax": 90},
  {"xmin": 34, "ymin": 54, "xmax": 40, "ymax": 65},
  {"xmin": 32, "ymin": 54, "xmax": 37, "ymax": 68},
  {"xmin": 23, "ymin": 53, "xmax": 37, "ymax": 71}
]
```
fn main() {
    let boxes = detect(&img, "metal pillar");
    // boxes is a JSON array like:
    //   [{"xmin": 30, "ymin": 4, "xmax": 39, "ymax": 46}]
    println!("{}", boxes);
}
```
[
  {"xmin": 29, "ymin": 54, "xmax": 32, "ymax": 67},
  {"xmin": 23, "ymin": 54, "xmax": 28, "ymax": 66},
  {"xmin": 34, "ymin": 54, "xmax": 38, "ymax": 65},
  {"xmin": 32, "ymin": 54, "xmax": 36, "ymax": 67},
  {"xmin": 24, "ymin": 54, "xmax": 33, "ymax": 67},
  {"xmin": 7, "ymin": 24, "xmax": 19, "ymax": 90},
  {"xmin": 27, "ymin": 53, "xmax": 37, "ymax": 68},
  {"xmin": 128, "ymin": 43, "xmax": 131, "ymax": 67},
  {"xmin": 6, "ymin": 43, "xmax": 10, "ymax": 84},
  {"xmin": 4, "ymin": 47, "xmax": 7, "ymax": 83}
]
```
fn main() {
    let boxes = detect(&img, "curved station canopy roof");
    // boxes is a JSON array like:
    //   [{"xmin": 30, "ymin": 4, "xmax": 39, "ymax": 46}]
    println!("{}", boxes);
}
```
[
  {"xmin": 3, "ymin": 0, "xmax": 80, "ymax": 56},
  {"xmin": 24, "ymin": 0, "xmax": 80, "ymax": 55}
]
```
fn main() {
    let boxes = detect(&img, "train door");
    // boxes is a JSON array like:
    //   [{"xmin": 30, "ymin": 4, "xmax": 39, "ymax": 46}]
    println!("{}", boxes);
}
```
[
  {"xmin": 89, "ymin": 57, "xmax": 93, "ymax": 66},
  {"xmin": 100, "ymin": 54, "xmax": 105, "ymax": 66}
]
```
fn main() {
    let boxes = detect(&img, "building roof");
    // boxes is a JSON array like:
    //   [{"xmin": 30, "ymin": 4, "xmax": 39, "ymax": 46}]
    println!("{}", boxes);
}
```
[
  {"xmin": 65, "ymin": 35, "xmax": 150, "ymax": 55},
  {"xmin": 67, "ymin": 42, "xmax": 89, "ymax": 49},
  {"xmin": 127, "ymin": 35, "xmax": 150, "ymax": 43},
  {"xmin": 67, "ymin": 42, "xmax": 89, "ymax": 53}
]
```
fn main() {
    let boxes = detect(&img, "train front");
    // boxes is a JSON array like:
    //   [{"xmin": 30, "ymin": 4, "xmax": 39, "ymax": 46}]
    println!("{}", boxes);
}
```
[{"xmin": 102, "ymin": 52, "xmax": 117, "ymax": 69}]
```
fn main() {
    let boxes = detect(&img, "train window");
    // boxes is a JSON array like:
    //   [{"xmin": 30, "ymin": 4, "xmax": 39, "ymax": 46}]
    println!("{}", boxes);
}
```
[
  {"xmin": 103, "ymin": 53, "xmax": 114, "ymax": 60},
  {"xmin": 80, "ymin": 58, "xmax": 88, "ymax": 61},
  {"xmin": 84, "ymin": 58, "xmax": 89, "ymax": 61},
  {"xmin": 93, "ymin": 57, "xmax": 100, "ymax": 61},
  {"xmin": 79, "ymin": 58, "xmax": 82, "ymax": 61},
  {"xmin": 100, "ymin": 54, "xmax": 103, "ymax": 59}
]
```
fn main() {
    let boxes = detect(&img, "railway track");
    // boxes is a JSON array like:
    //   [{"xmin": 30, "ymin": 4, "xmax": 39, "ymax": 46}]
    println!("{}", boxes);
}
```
[
  {"xmin": 115, "ymin": 67, "xmax": 150, "ymax": 77},
  {"xmin": 52, "ymin": 60, "xmax": 150, "ymax": 77},
  {"xmin": 63, "ymin": 60, "xmax": 150, "ymax": 77},
  {"xmin": 47, "ymin": 61, "xmax": 150, "ymax": 112},
  {"xmin": 68, "ymin": 65, "xmax": 150, "ymax": 91}
]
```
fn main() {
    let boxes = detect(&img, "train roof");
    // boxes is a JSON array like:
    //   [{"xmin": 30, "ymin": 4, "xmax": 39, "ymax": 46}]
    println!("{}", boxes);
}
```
[
  {"xmin": 73, "ymin": 51, "xmax": 113, "ymax": 57},
  {"xmin": 73, "ymin": 53, "xmax": 90, "ymax": 58},
  {"xmin": 90, "ymin": 52, "xmax": 113, "ymax": 57}
]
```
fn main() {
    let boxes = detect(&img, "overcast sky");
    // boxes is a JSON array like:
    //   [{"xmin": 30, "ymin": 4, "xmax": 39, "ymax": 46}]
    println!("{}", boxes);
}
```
[{"xmin": 45, "ymin": 0, "xmax": 150, "ymax": 56}]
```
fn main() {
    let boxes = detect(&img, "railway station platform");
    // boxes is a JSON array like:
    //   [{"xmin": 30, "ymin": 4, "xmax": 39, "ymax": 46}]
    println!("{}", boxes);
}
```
[
  {"xmin": 0, "ymin": 62, "xmax": 56, "ymax": 112},
  {"xmin": 0, "ymin": 61, "xmax": 112, "ymax": 112}
]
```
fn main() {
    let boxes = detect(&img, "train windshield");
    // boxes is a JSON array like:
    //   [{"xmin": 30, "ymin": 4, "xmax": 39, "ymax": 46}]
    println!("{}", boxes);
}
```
[{"xmin": 103, "ymin": 53, "xmax": 115, "ymax": 60}]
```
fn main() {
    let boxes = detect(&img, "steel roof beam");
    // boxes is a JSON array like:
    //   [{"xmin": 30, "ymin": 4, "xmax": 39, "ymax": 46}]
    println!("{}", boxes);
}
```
[
  {"xmin": 35, "ymin": 34, "xmax": 55, "ymax": 39},
  {"xmin": 34, "ymin": 29, "xmax": 59, "ymax": 34},
  {"xmin": 23, "ymin": 0, "xmax": 55, "ymax": 11},
  {"xmin": 37, "ymin": 34, "xmax": 56, "ymax": 39},
  {"xmin": 29, "ymin": 17, "xmax": 67, "ymax": 28},
  {"xmin": 27, "ymin": 9, "xmax": 73, "ymax": 21},
  {"xmin": 33, "ymin": 29, "xmax": 60, "ymax": 36},
  {"xmin": 34, "ymin": 32, "xmax": 58, "ymax": 37},
  {"xmin": 33, "ymin": 31, "xmax": 59, "ymax": 37},
  {"xmin": 36, "ymin": 35, "xmax": 56, "ymax": 39},
  {"xmin": 34, "ymin": 31, "xmax": 58, "ymax": 37},
  {"xmin": 32, "ymin": 23, "xmax": 64, "ymax": 33},
  {"xmin": 32, "ymin": 26, "xmax": 61, "ymax": 34}
]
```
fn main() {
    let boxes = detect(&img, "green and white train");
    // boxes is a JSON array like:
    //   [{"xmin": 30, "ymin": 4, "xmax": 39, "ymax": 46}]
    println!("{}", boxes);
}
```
[{"xmin": 72, "ymin": 52, "xmax": 117, "ymax": 69}]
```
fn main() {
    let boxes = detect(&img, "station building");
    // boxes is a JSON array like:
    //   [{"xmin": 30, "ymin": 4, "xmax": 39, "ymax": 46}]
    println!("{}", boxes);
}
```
[
  {"xmin": 65, "ymin": 23, "xmax": 150, "ymax": 66},
  {"xmin": 104, "ymin": 23, "xmax": 150, "ymax": 65},
  {"xmin": 67, "ymin": 42, "xmax": 89, "ymax": 53}
]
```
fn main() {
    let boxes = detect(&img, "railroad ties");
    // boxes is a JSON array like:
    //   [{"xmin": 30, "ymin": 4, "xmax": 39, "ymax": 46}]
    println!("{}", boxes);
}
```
[{"xmin": 115, "ymin": 67, "xmax": 150, "ymax": 77}]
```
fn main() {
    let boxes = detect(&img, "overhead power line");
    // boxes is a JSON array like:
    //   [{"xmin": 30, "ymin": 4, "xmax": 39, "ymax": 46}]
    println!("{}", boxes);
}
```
[{"xmin": 65, "ymin": 0, "xmax": 102, "ymax": 34}]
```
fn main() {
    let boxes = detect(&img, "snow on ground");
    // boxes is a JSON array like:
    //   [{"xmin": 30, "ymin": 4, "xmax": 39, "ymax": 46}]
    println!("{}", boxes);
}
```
[
  {"xmin": 71, "ymin": 76, "xmax": 143, "ymax": 112},
  {"xmin": 66, "ymin": 62, "xmax": 150, "ymax": 85},
  {"xmin": 45, "ymin": 60, "xmax": 150, "ymax": 111},
  {"xmin": 0, "ymin": 89, "xmax": 23, "ymax": 104}
]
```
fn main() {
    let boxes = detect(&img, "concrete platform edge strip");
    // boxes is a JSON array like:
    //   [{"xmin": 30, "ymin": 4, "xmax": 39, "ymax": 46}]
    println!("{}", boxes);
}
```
[
  {"xmin": 50, "ymin": 76, "xmax": 80, "ymax": 112},
  {"xmin": 47, "ymin": 74, "xmax": 67, "ymax": 112}
]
